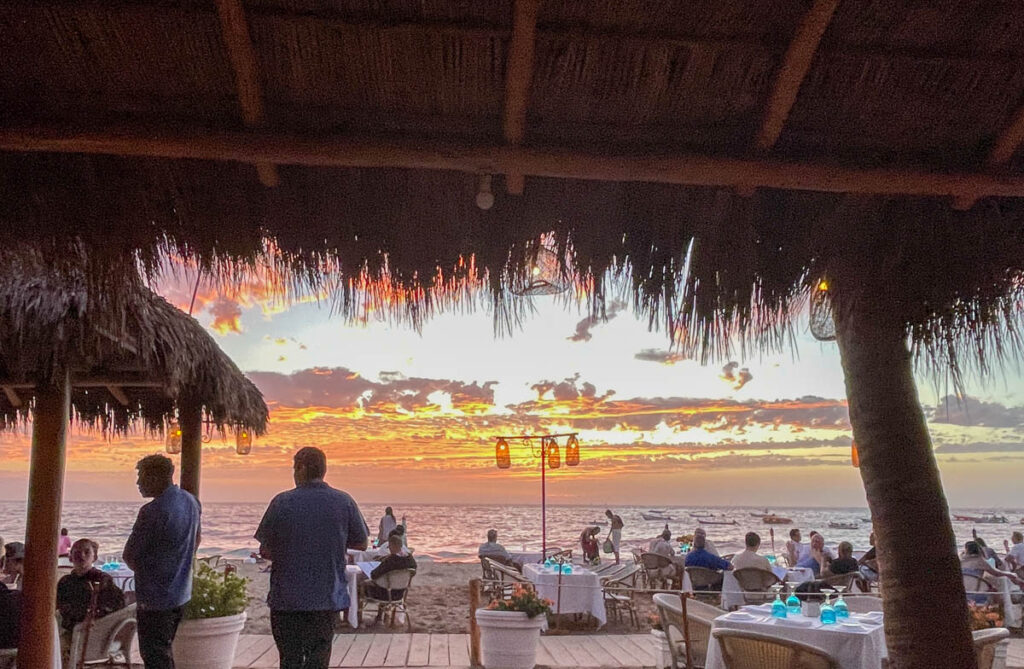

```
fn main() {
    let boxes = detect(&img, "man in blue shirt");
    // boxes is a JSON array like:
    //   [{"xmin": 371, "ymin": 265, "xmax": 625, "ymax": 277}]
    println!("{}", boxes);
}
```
[
  {"xmin": 683, "ymin": 528, "xmax": 731, "ymax": 590},
  {"xmin": 256, "ymin": 447, "xmax": 368, "ymax": 669},
  {"xmin": 123, "ymin": 454, "xmax": 201, "ymax": 669}
]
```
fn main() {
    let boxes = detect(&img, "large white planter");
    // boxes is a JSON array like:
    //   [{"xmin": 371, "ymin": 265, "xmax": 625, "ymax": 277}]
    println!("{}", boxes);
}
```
[
  {"xmin": 172, "ymin": 611, "xmax": 246, "ymax": 669},
  {"xmin": 475, "ymin": 608, "xmax": 545, "ymax": 669},
  {"xmin": 650, "ymin": 629, "xmax": 672, "ymax": 669}
]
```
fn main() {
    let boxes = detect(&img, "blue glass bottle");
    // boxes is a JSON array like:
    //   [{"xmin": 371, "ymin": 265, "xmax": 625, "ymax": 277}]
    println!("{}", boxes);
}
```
[
  {"xmin": 771, "ymin": 592, "xmax": 787, "ymax": 618},
  {"xmin": 820, "ymin": 594, "xmax": 837, "ymax": 625}
]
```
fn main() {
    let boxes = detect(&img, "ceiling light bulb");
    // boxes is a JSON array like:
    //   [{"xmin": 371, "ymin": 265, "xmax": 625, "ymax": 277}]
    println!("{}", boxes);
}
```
[{"xmin": 476, "ymin": 175, "xmax": 495, "ymax": 210}]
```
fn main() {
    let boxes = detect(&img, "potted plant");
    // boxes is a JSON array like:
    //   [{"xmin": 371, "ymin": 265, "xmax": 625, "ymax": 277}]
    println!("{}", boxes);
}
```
[
  {"xmin": 648, "ymin": 613, "xmax": 672, "ymax": 669},
  {"xmin": 475, "ymin": 584, "xmax": 552, "ymax": 669},
  {"xmin": 173, "ymin": 562, "xmax": 249, "ymax": 669}
]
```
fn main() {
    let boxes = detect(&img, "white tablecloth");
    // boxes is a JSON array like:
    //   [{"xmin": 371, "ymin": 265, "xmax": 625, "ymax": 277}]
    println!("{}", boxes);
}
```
[
  {"xmin": 705, "ymin": 606, "xmax": 887, "ymax": 669},
  {"xmin": 344, "ymin": 564, "xmax": 361, "ymax": 627},
  {"xmin": 104, "ymin": 567, "xmax": 135, "ymax": 592},
  {"xmin": 993, "ymin": 576, "xmax": 1022, "ymax": 628},
  {"xmin": 523, "ymin": 563, "xmax": 607, "ymax": 627},
  {"xmin": 348, "ymin": 548, "xmax": 388, "ymax": 563}
]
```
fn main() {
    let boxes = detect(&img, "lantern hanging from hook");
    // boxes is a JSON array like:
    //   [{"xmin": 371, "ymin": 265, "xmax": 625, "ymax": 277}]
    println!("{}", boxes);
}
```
[
  {"xmin": 546, "ymin": 438, "xmax": 561, "ymax": 469},
  {"xmin": 236, "ymin": 428, "xmax": 253, "ymax": 455},
  {"xmin": 565, "ymin": 434, "xmax": 580, "ymax": 466},
  {"xmin": 165, "ymin": 421, "xmax": 182, "ymax": 454},
  {"xmin": 495, "ymin": 437, "xmax": 511, "ymax": 469}
]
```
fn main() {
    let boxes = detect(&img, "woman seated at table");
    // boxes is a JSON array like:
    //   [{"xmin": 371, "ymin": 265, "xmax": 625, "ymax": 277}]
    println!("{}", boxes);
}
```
[
  {"xmin": 580, "ymin": 527, "xmax": 601, "ymax": 565},
  {"xmin": 795, "ymin": 533, "xmax": 831, "ymax": 577},
  {"xmin": 961, "ymin": 540, "xmax": 1024, "ymax": 602},
  {"xmin": 56, "ymin": 538, "xmax": 126, "ymax": 652}
]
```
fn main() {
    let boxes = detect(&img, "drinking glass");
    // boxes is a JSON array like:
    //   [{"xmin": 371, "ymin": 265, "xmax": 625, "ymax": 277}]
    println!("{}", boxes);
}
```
[
  {"xmin": 786, "ymin": 582, "xmax": 801, "ymax": 615},
  {"xmin": 833, "ymin": 584, "xmax": 849, "ymax": 618},
  {"xmin": 770, "ymin": 584, "xmax": 787, "ymax": 618},
  {"xmin": 562, "ymin": 563, "xmax": 572, "ymax": 575},
  {"xmin": 820, "ymin": 589, "xmax": 836, "ymax": 624}
]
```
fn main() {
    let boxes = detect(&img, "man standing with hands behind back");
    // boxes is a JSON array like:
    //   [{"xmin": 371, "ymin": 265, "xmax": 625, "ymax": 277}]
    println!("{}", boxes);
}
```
[
  {"xmin": 256, "ymin": 447, "xmax": 369, "ymax": 669},
  {"xmin": 123, "ymin": 454, "xmax": 201, "ymax": 669}
]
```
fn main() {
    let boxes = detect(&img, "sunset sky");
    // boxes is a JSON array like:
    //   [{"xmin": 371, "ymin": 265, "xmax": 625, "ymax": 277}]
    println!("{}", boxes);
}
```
[{"xmin": 1, "ymin": 269, "xmax": 1022, "ymax": 508}]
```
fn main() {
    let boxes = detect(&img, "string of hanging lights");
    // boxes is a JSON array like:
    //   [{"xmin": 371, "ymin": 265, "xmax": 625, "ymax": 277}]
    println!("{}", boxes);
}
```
[{"xmin": 493, "ymin": 433, "xmax": 581, "ymax": 556}]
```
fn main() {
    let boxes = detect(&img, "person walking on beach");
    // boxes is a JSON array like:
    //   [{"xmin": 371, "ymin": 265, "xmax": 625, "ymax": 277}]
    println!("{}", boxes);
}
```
[
  {"xmin": 605, "ymin": 509, "xmax": 624, "ymax": 564},
  {"xmin": 123, "ymin": 454, "xmax": 201, "ymax": 669},
  {"xmin": 256, "ymin": 447, "xmax": 369, "ymax": 669}
]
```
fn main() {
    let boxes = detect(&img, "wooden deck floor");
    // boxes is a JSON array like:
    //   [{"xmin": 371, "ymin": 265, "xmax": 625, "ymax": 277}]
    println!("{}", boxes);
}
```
[{"xmin": 129, "ymin": 632, "xmax": 659, "ymax": 668}]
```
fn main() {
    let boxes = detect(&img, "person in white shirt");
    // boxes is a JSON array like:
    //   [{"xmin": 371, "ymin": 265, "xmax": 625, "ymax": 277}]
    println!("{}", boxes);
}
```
[
  {"xmin": 731, "ymin": 532, "xmax": 772, "ymax": 571},
  {"xmin": 798, "ymin": 531, "xmax": 835, "ymax": 562},
  {"xmin": 1005, "ymin": 531, "xmax": 1024, "ymax": 569},
  {"xmin": 648, "ymin": 529, "xmax": 678, "ymax": 586},
  {"xmin": 785, "ymin": 528, "xmax": 803, "ymax": 567}
]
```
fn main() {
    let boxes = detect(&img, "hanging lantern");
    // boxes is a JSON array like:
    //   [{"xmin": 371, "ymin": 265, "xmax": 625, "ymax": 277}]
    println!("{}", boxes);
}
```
[
  {"xmin": 236, "ymin": 428, "xmax": 253, "ymax": 455},
  {"xmin": 546, "ymin": 438, "xmax": 560, "ymax": 469},
  {"xmin": 851, "ymin": 441, "xmax": 860, "ymax": 468},
  {"xmin": 565, "ymin": 434, "xmax": 580, "ymax": 466},
  {"xmin": 810, "ymin": 278, "xmax": 837, "ymax": 342},
  {"xmin": 495, "ymin": 438, "xmax": 511, "ymax": 469},
  {"xmin": 165, "ymin": 421, "xmax": 182, "ymax": 454},
  {"xmin": 512, "ymin": 239, "xmax": 569, "ymax": 296}
]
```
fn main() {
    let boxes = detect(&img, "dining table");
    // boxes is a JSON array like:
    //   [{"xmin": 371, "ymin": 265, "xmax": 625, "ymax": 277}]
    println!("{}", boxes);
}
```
[
  {"xmin": 704, "ymin": 604, "xmax": 887, "ymax": 669},
  {"xmin": 720, "ymin": 565, "xmax": 814, "ymax": 610},
  {"xmin": 523, "ymin": 563, "xmax": 607, "ymax": 628}
]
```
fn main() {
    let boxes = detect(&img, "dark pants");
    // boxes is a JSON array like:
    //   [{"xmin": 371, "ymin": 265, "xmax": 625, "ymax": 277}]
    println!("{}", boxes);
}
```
[
  {"xmin": 271, "ymin": 610, "xmax": 336, "ymax": 669},
  {"xmin": 137, "ymin": 606, "xmax": 184, "ymax": 669}
]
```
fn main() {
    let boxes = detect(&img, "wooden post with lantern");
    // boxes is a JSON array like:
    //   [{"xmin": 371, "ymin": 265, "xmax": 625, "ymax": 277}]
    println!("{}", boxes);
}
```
[{"xmin": 179, "ymin": 399, "xmax": 203, "ymax": 498}]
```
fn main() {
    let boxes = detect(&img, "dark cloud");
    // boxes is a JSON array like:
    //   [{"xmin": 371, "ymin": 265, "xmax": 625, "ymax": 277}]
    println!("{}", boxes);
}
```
[
  {"xmin": 530, "ymin": 374, "xmax": 615, "ymax": 402},
  {"xmin": 927, "ymin": 396, "xmax": 1024, "ymax": 428},
  {"xmin": 634, "ymin": 349, "xmax": 685, "ymax": 365},
  {"xmin": 719, "ymin": 362, "xmax": 753, "ymax": 390},
  {"xmin": 567, "ymin": 300, "xmax": 627, "ymax": 342},
  {"xmin": 209, "ymin": 297, "xmax": 243, "ymax": 334}
]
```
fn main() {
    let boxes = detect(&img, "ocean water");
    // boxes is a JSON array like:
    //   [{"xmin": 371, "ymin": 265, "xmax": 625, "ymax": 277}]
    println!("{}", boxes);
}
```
[{"xmin": 1, "ymin": 501, "xmax": 1020, "ymax": 562}]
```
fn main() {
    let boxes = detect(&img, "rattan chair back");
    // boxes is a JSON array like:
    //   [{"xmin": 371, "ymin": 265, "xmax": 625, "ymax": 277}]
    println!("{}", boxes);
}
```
[
  {"xmin": 712, "ymin": 629, "xmax": 838, "ymax": 668},
  {"xmin": 973, "ymin": 627, "xmax": 1010, "ymax": 669}
]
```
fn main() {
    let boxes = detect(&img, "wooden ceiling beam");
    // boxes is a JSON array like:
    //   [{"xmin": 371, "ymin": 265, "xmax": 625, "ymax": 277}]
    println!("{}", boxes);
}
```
[
  {"xmin": 106, "ymin": 385, "xmax": 131, "ymax": 406},
  {"xmin": 953, "ymin": 102, "xmax": 1024, "ymax": 209},
  {"xmin": 215, "ymin": 0, "xmax": 278, "ymax": 187},
  {"xmin": 3, "ymin": 124, "xmax": 1024, "ymax": 201},
  {"xmin": 502, "ymin": 0, "xmax": 540, "ymax": 195},
  {"xmin": 754, "ymin": 0, "xmax": 839, "ymax": 152}
]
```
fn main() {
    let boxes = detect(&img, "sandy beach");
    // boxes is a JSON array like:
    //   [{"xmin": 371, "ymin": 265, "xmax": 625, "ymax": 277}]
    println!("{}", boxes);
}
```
[{"xmin": 234, "ymin": 561, "xmax": 657, "ymax": 636}]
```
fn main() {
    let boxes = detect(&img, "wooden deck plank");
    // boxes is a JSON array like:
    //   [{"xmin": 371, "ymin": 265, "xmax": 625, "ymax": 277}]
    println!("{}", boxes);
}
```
[
  {"xmin": 447, "ymin": 633, "xmax": 471, "ymax": 666},
  {"xmin": 619, "ymin": 634, "xmax": 657, "ymax": 666},
  {"xmin": 590, "ymin": 634, "xmax": 632, "ymax": 666},
  {"xmin": 427, "ymin": 633, "xmax": 449, "ymax": 666},
  {"xmin": 235, "ymin": 635, "xmax": 277, "ymax": 666},
  {"xmin": 534, "ymin": 638, "xmax": 557, "ymax": 667},
  {"xmin": 362, "ymin": 634, "xmax": 391, "ymax": 666},
  {"xmin": 554, "ymin": 635, "xmax": 604, "ymax": 666},
  {"xmin": 383, "ymin": 633, "xmax": 412, "ymax": 666},
  {"xmin": 340, "ymin": 634, "xmax": 374, "ymax": 667},
  {"xmin": 539, "ymin": 636, "xmax": 576, "ymax": 666},
  {"xmin": 330, "ymin": 634, "xmax": 357, "ymax": 667},
  {"xmin": 407, "ymin": 633, "xmax": 432, "ymax": 666},
  {"xmin": 249, "ymin": 641, "xmax": 282, "ymax": 668}
]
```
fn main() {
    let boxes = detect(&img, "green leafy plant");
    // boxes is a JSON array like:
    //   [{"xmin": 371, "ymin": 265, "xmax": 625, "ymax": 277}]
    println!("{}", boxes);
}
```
[
  {"xmin": 184, "ymin": 562, "xmax": 249, "ymax": 620},
  {"xmin": 485, "ymin": 584, "xmax": 552, "ymax": 619}
]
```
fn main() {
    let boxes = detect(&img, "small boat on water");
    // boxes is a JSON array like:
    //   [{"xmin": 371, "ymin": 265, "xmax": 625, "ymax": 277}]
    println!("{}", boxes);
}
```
[
  {"xmin": 690, "ymin": 512, "xmax": 714, "ymax": 518},
  {"xmin": 589, "ymin": 520, "xmax": 608, "ymax": 526},
  {"xmin": 642, "ymin": 512, "xmax": 674, "ymax": 521},
  {"xmin": 699, "ymin": 519, "xmax": 738, "ymax": 526},
  {"xmin": 828, "ymin": 521, "xmax": 859, "ymax": 530},
  {"xmin": 976, "ymin": 515, "xmax": 1008, "ymax": 524},
  {"xmin": 860, "ymin": 518, "xmax": 872, "ymax": 523},
  {"xmin": 762, "ymin": 515, "xmax": 792, "ymax": 525},
  {"xmin": 954, "ymin": 514, "xmax": 981, "ymax": 522},
  {"xmin": 748, "ymin": 508, "xmax": 770, "ymax": 517}
]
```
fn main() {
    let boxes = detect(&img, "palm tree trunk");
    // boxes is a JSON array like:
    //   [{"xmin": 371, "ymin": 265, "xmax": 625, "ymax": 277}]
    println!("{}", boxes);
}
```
[{"xmin": 834, "ymin": 296, "xmax": 975, "ymax": 669}]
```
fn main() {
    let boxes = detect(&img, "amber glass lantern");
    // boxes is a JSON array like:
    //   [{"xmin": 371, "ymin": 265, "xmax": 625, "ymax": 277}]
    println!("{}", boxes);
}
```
[
  {"xmin": 565, "ymin": 435, "xmax": 580, "ymax": 466},
  {"xmin": 495, "ymin": 438, "xmax": 511, "ymax": 469},
  {"xmin": 236, "ymin": 429, "xmax": 253, "ymax": 455},
  {"xmin": 546, "ymin": 439, "xmax": 560, "ymax": 469},
  {"xmin": 165, "ymin": 421, "xmax": 182, "ymax": 454}
]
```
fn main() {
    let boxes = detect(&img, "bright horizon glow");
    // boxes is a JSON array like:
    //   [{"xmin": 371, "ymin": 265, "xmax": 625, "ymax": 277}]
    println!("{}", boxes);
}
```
[{"xmin": 0, "ymin": 270, "xmax": 1022, "ymax": 507}]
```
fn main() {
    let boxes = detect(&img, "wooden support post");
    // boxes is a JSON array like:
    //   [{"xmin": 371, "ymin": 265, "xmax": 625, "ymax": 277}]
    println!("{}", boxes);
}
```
[
  {"xmin": 502, "ymin": 0, "xmax": 540, "ymax": 195},
  {"xmin": 18, "ymin": 370, "xmax": 70, "ymax": 668},
  {"xmin": 179, "ymin": 400, "xmax": 203, "ymax": 499},
  {"xmin": 469, "ymin": 578, "xmax": 482, "ymax": 666},
  {"xmin": 105, "ymin": 384, "xmax": 130, "ymax": 407},
  {"xmin": 1, "ymin": 385, "xmax": 21, "ymax": 407}
]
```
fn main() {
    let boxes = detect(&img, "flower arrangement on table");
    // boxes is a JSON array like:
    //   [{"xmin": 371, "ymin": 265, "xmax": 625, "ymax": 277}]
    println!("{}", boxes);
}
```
[
  {"xmin": 486, "ymin": 584, "xmax": 553, "ymax": 619},
  {"xmin": 967, "ymin": 601, "xmax": 1004, "ymax": 630}
]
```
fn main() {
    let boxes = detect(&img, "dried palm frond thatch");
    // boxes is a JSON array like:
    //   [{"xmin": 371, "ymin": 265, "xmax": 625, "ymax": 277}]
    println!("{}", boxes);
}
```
[{"xmin": 0, "ymin": 259, "xmax": 268, "ymax": 437}]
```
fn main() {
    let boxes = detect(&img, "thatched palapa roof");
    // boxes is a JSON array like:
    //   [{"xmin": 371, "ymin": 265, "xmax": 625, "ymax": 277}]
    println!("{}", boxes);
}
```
[
  {"xmin": 0, "ymin": 266, "xmax": 268, "ymax": 436},
  {"xmin": 0, "ymin": 0, "xmax": 1022, "ymax": 371}
]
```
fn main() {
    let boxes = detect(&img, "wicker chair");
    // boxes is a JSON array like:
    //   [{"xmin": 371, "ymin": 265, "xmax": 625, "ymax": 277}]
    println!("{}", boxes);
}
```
[
  {"xmin": 196, "ymin": 554, "xmax": 222, "ymax": 569},
  {"xmin": 360, "ymin": 568, "xmax": 415, "ymax": 631},
  {"xmin": 686, "ymin": 566, "xmax": 724, "ymax": 604},
  {"xmin": 603, "ymin": 565, "xmax": 641, "ymax": 628},
  {"xmin": 973, "ymin": 627, "xmax": 1010, "ymax": 669},
  {"xmin": 712, "ymin": 629, "xmax": 838, "ymax": 668},
  {"xmin": 962, "ymin": 572, "xmax": 997, "ymax": 605},
  {"xmin": 843, "ymin": 595, "xmax": 883, "ymax": 613},
  {"xmin": 641, "ymin": 552, "xmax": 676, "ymax": 589},
  {"xmin": 653, "ymin": 592, "xmax": 724, "ymax": 669},
  {"xmin": 820, "ymin": 571, "xmax": 861, "ymax": 592},
  {"xmin": 67, "ymin": 603, "xmax": 137, "ymax": 669},
  {"xmin": 731, "ymin": 568, "xmax": 781, "ymax": 606},
  {"xmin": 631, "ymin": 549, "xmax": 649, "ymax": 588}
]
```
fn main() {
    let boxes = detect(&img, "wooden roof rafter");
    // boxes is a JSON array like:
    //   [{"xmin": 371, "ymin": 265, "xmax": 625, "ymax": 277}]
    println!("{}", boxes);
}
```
[
  {"xmin": 215, "ymin": 0, "xmax": 278, "ymax": 187},
  {"xmin": 954, "ymin": 102, "xmax": 1024, "ymax": 209},
  {"xmin": 502, "ymin": 0, "xmax": 540, "ymax": 195}
]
